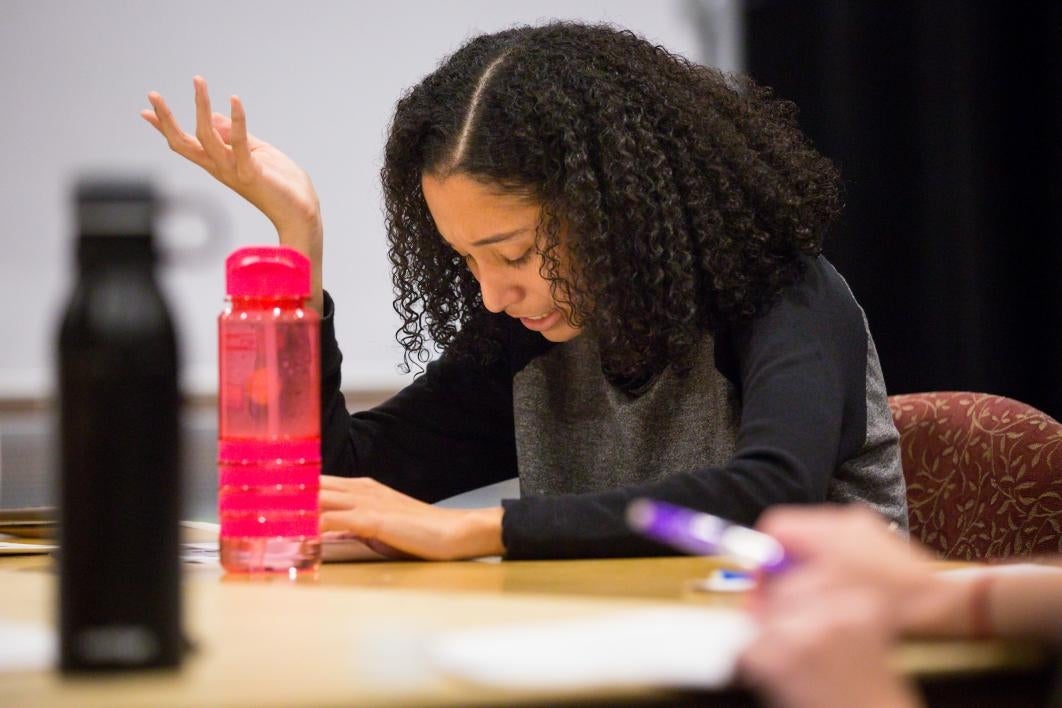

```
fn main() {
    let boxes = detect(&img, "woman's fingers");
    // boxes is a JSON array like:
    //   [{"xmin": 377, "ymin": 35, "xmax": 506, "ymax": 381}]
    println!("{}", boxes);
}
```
[
  {"xmin": 319, "ymin": 481, "xmax": 397, "ymax": 508},
  {"xmin": 140, "ymin": 109, "xmax": 161, "ymax": 129},
  {"xmin": 318, "ymin": 479, "xmax": 412, "ymax": 512},
  {"xmin": 192, "ymin": 76, "xmax": 232, "ymax": 169},
  {"xmin": 320, "ymin": 510, "xmax": 355, "ymax": 533},
  {"xmin": 139, "ymin": 110, "xmax": 167, "ymax": 138},
  {"xmin": 211, "ymin": 112, "xmax": 233, "ymax": 141},
  {"xmin": 319, "ymin": 513, "xmax": 419, "ymax": 559},
  {"xmin": 320, "ymin": 488, "xmax": 359, "ymax": 511},
  {"xmin": 212, "ymin": 102, "xmax": 265, "ymax": 150},
  {"xmin": 760, "ymin": 569, "xmax": 839, "ymax": 617},
  {"xmin": 362, "ymin": 538, "xmax": 417, "ymax": 560},
  {"xmin": 144, "ymin": 79, "xmax": 261, "ymax": 184},
  {"xmin": 145, "ymin": 93, "xmax": 212, "ymax": 170},
  {"xmin": 320, "ymin": 475, "xmax": 358, "ymax": 491},
  {"xmin": 321, "ymin": 508, "xmax": 381, "ymax": 537},
  {"xmin": 228, "ymin": 95, "xmax": 256, "ymax": 183},
  {"xmin": 319, "ymin": 475, "xmax": 385, "ymax": 492},
  {"xmin": 146, "ymin": 91, "xmax": 185, "ymax": 136}
]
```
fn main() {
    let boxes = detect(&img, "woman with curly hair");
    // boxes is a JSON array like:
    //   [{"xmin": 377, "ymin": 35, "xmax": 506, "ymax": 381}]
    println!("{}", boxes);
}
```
[{"xmin": 143, "ymin": 22, "xmax": 907, "ymax": 560}]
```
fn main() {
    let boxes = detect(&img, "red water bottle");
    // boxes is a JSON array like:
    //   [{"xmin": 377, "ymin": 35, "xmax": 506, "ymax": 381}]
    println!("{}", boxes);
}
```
[{"xmin": 217, "ymin": 246, "xmax": 321, "ymax": 574}]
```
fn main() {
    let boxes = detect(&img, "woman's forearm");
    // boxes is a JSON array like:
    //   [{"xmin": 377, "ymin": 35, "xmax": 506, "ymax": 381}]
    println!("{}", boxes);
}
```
[{"xmin": 277, "ymin": 213, "xmax": 323, "ymax": 314}]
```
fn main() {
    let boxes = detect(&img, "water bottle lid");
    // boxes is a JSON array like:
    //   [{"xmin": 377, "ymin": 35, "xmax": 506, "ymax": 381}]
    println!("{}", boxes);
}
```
[{"xmin": 225, "ymin": 246, "xmax": 311, "ymax": 298}]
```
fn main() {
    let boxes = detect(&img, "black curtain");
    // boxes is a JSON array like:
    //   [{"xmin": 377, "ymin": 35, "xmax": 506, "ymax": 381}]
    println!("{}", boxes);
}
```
[{"xmin": 744, "ymin": 1, "xmax": 1062, "ymax": 418}]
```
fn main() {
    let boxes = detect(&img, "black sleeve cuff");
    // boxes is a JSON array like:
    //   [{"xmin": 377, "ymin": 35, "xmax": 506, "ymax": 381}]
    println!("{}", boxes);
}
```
[
  {"xmin": 320, "ymin": 290, "xmax": 342, "ymax": 380},
  {"xmin": 500, "ymin": 495, "xmax": 675, "ymax": 560}
]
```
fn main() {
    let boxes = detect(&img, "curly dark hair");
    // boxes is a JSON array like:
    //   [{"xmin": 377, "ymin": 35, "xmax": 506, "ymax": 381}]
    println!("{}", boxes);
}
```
[{"xmin": 381, "ymin": 22, "xmax": 841, "ymax": 389}]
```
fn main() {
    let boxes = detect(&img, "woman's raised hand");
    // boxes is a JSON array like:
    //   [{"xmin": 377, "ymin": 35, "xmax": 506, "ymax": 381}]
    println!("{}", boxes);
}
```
[{"xmin": 141, "ymin": 76, "xmax": 323, "ymax": 312}]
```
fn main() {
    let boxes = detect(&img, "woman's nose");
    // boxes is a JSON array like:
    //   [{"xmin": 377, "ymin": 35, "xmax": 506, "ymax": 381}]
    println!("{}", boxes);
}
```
[{"xmin": 478, "ymin": 270, "xmax": 522, "ymax": 314}]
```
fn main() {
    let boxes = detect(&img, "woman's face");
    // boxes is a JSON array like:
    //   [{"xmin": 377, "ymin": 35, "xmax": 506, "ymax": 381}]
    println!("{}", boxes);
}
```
[{"xmin": 421, "ymin": 172, "xmax": 581, "ymax": 342}]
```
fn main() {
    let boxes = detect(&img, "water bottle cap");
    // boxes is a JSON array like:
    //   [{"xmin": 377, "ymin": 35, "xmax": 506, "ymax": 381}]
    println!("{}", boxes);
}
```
[{"xmin": 225, "ymin": 246, "xmax": 311, "ymax": 298}]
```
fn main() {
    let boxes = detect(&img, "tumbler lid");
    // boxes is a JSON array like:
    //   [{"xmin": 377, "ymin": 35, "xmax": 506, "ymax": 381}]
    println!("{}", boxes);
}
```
[
  {"xmin": 76, "ymin": 178, "xmax": 156, "ymax": 238},
  {"xmin": 225, "ymin": 246, "xmax": 310, "ymax": 298}
]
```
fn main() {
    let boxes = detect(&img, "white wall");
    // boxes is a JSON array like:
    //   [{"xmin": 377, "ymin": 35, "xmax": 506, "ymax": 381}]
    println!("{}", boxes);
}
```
[{"xmin": 0, "ymin": 0, "xmax": 740, "ymax": 398}]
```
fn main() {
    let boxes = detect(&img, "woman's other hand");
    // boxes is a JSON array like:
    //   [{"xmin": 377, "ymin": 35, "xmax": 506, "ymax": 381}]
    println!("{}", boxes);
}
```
[
  {"xmin": 141, "ymin": 76, "xmax": 323, "ymax": 312},
  {"xmin": 319, "ymin": 476, "xmax": 505, "ymax": 560}
]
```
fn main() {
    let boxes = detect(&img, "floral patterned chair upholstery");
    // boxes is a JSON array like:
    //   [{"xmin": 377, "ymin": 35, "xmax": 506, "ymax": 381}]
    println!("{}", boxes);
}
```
[{"xmin": 888, "ymin": 392, "xmax": 1062, "ymax": 560}]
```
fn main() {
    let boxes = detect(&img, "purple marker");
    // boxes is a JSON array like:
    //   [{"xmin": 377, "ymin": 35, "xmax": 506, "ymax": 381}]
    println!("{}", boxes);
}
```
[{"xmin": 626, "ymin": 498, "xmax": 790, "ymax": 573}]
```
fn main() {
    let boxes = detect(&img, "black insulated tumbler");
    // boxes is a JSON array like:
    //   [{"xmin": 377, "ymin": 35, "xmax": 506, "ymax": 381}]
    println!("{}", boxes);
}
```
[{"xmin": 57, "ymin": 179, "xmax": 182, "ymax": 672}]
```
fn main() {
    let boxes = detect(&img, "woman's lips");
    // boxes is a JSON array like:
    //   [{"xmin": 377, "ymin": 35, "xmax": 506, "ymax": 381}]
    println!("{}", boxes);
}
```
[{"xmin": 518, "ymin": 308, "xmax": 562, "ymax": 332}]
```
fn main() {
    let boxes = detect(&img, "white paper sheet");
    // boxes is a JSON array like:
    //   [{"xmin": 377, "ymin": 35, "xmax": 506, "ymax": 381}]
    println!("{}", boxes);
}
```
[
  {"xmin": 177, "ymin": 532, "xmax": 392, "ymax": 563},
  {"xmin": 428, "ymin": 606, "xmax": 758, "ymax": 690},
  {"xmin": 0, "ymin": 540, "xmax": 56, "ymax": 555}
]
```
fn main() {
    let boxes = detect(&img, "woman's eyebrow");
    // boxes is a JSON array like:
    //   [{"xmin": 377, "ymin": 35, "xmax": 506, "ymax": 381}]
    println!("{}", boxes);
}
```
[{"xmin": 470, "ymin": 227, "xmax": 531, "ymax": 247}]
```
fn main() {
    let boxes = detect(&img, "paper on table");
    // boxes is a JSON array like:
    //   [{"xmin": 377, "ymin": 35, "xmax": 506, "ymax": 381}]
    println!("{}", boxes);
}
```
[
  {"xmin": 321, "ymin": 536, "xmax": 389, "ymax": 562},
  {"xmin": 0, "ymin": 521, "xmax": 224, "ymax": 559},
  {"xmin": 179, "ymin": 538, "xmax": 389, "ymax": 564},
  {"xmin": 429, "ymin": 607, "xmax": 758, "ymax": 690},
  {"xmin": 0, "ymin": 540, "xmax": 57, "ymax": 556},
  {"xmin": 176, "ymin": 524, "xmax": 391, "ymax": 563},
  {"xmin": 0, "ymin": 518, "xmax": 390, "ymax": 563}
]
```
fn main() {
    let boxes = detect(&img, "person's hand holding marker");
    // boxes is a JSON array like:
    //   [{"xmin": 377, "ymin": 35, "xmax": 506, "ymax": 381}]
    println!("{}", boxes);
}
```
[
  {"xmin": 739, "ymin": 584, "xmax": 920, "ymax": 708},
  {"xmin": 749, "ymin": 505, "xmax": 971, "ymax": 638},
  {"xmin": 737, "ymin": 506, "xmax": 927, "ymax": 708},
  {"xmin": 626, "ymin": 501, "xmax": 923, "ymax": 707},
  {"xmin": 141, "ymin": 76, "xmax": 324, "ymax": 313}
]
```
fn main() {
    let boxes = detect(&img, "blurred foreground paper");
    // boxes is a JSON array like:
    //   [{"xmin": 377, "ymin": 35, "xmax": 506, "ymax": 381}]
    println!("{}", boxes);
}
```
[
  {"xmin": 0, "ymin": 620, "xmax": 54, "ymax": 672},
  {"xmin": 429, "ymin": 607, "xmax": 757, "ymax": 690}
]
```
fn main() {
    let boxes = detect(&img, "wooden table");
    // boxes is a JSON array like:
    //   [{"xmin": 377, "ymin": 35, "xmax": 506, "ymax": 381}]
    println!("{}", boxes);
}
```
[{"xmin": 0, "ymin": 554, "xmax": 1053, "ymax": 707}]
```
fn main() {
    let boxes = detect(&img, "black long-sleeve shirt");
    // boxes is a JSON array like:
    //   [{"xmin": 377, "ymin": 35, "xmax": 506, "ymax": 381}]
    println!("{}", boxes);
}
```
[{"xmin": 321, "ymin": 256, "xmax": 907, "ymax": 559}]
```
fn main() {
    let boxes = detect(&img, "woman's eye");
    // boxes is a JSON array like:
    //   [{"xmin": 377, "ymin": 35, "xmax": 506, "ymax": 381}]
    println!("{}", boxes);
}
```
[{"xmin": 504, "ymin": 249, "xmax": 533, "ymax": 267}]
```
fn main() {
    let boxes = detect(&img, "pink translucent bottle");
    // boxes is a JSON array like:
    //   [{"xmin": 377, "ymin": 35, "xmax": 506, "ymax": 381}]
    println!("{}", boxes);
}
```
[{"xmin": 217, "ymin": 246, "xmax": 321, "ymax": 574}]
